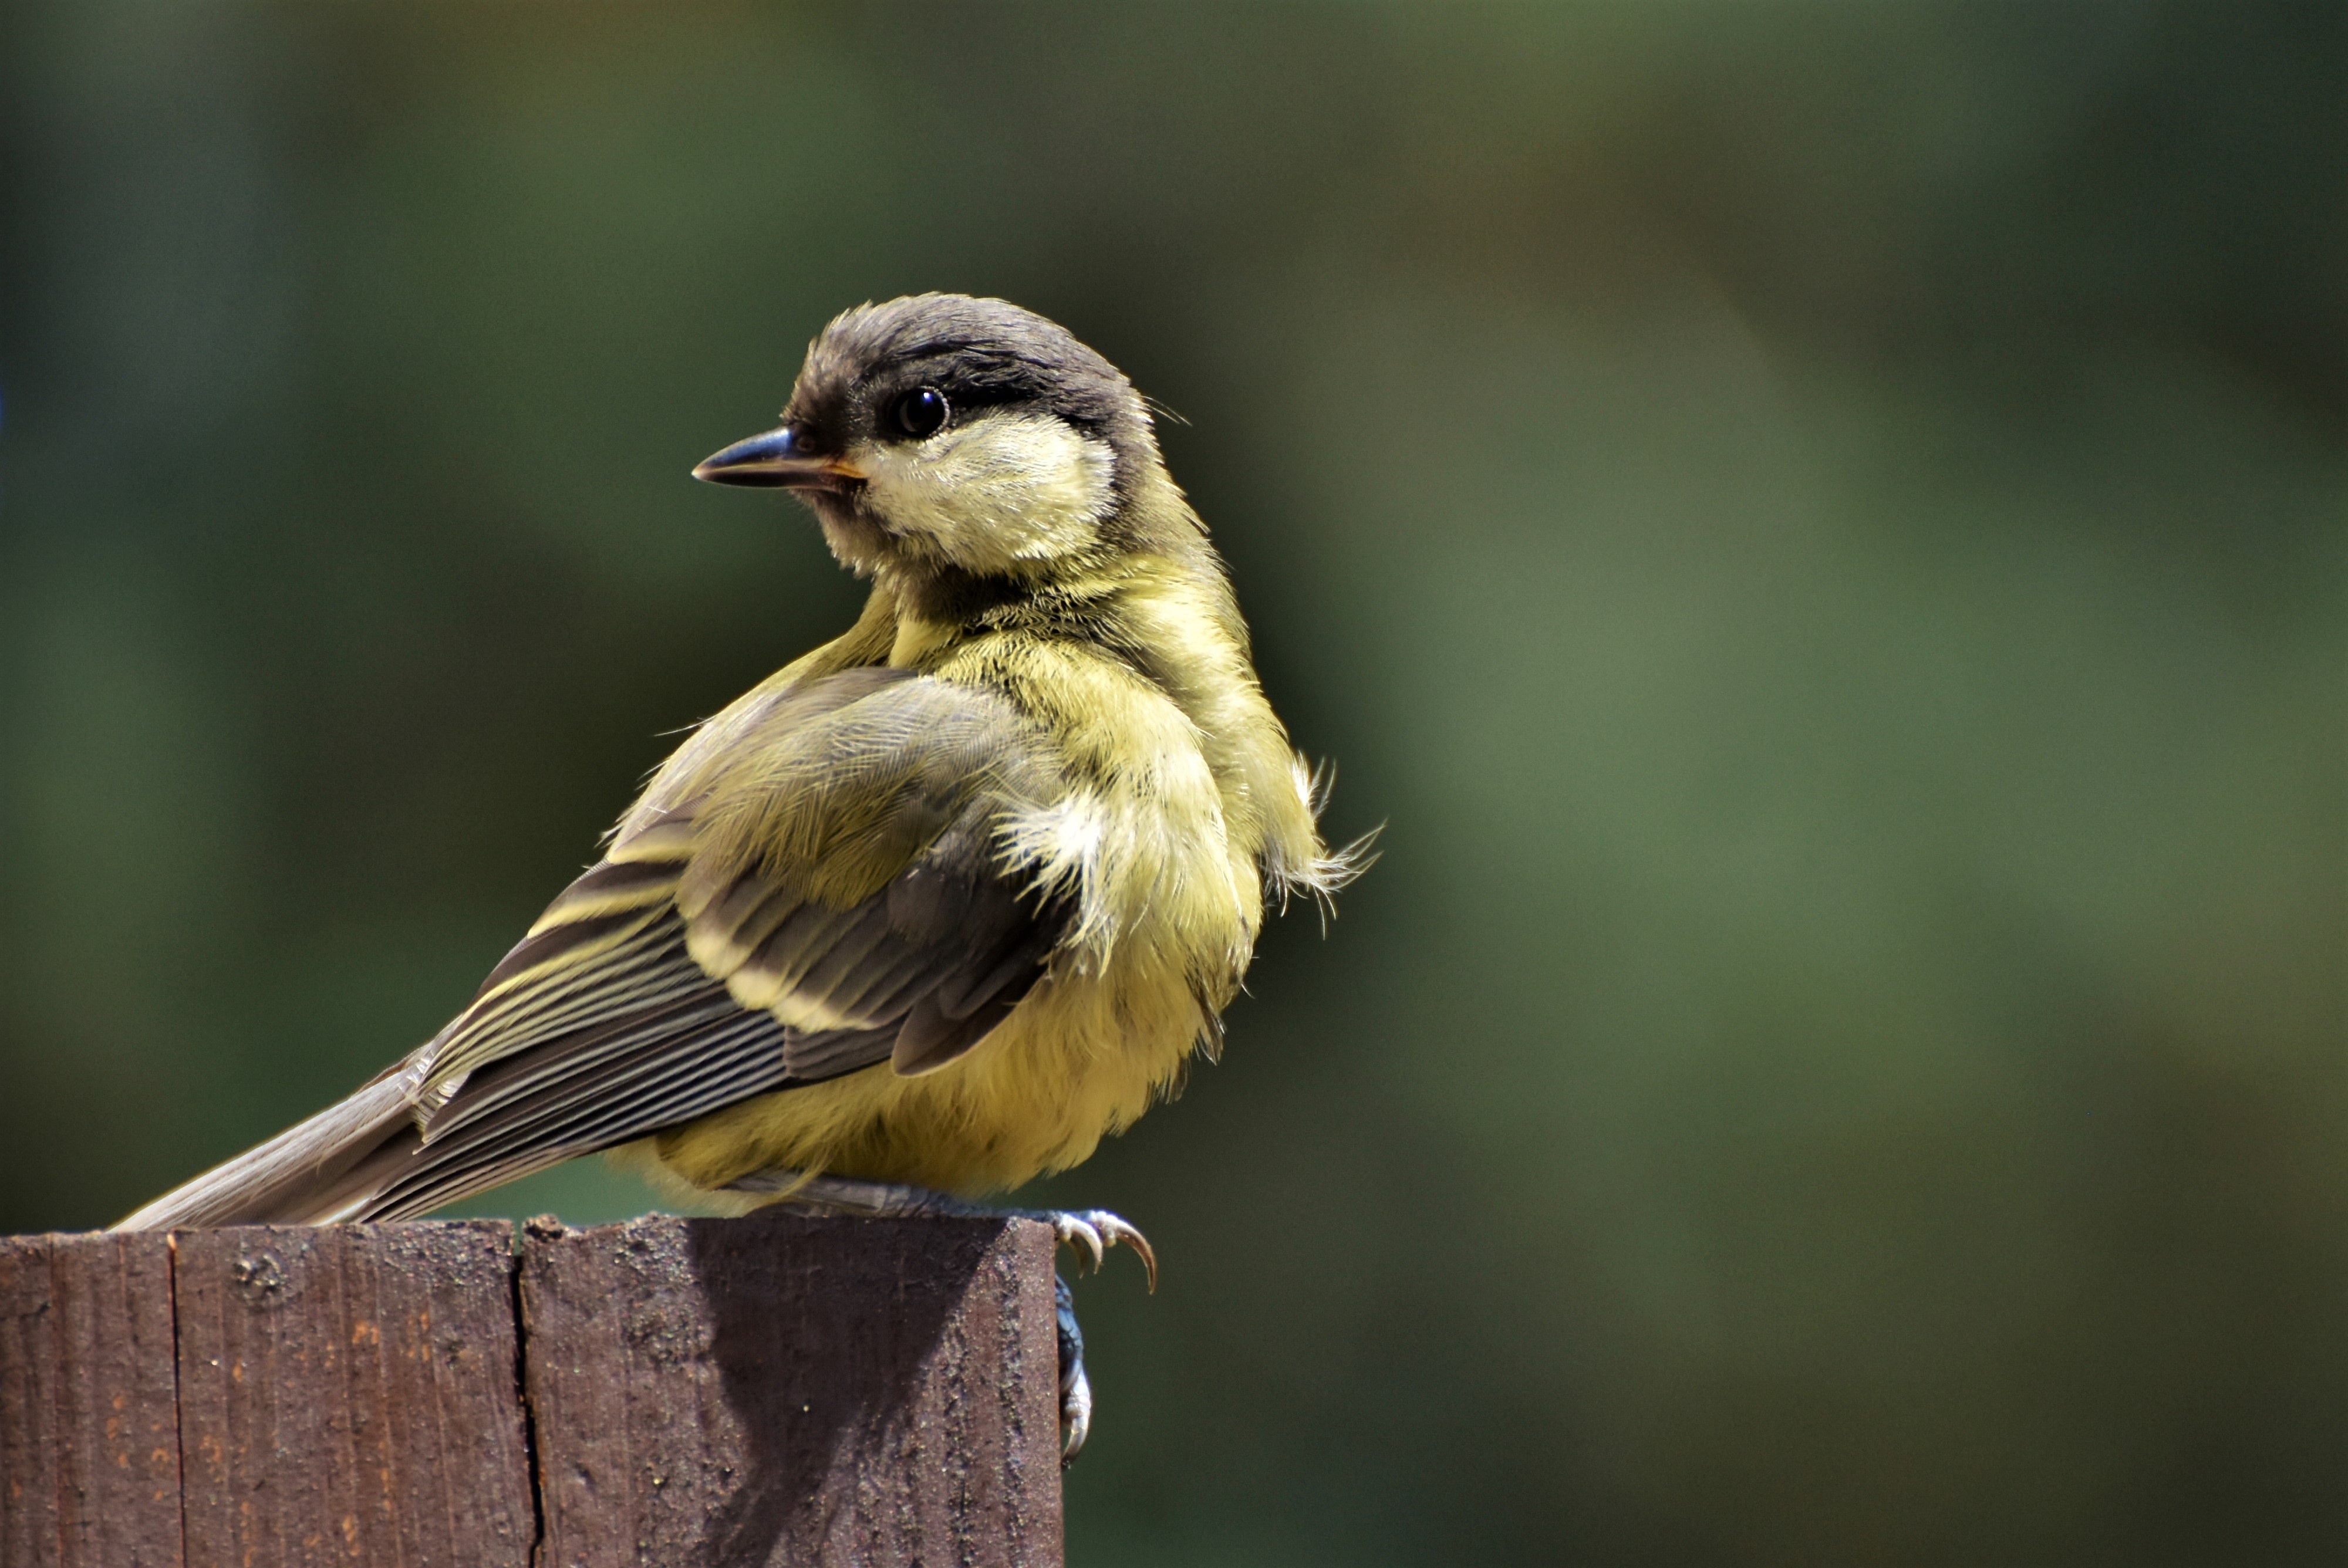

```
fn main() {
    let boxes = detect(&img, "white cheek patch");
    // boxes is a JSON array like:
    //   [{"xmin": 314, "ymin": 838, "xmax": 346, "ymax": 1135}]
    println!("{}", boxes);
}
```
[{"xmin": 855, "ymin": 411, "xmax": 1115, "ymax": 573}]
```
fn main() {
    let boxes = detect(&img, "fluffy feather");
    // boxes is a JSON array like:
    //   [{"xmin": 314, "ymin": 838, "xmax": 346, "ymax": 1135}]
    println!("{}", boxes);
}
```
[{"xmin": 115, "ymin": 293, "xmax": 1362, "ymax": 1228}]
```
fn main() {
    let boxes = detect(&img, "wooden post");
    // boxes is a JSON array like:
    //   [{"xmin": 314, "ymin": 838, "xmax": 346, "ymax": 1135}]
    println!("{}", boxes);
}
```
[
  {"xmin": 0, "ymin": 1215, "xmax": 1063, "ymax": 1568},
  {"xmin": 170, "ymin": 1222, "xmax": 534, "ymax": 1567},
  {"xmin": 0, "ymin": 1232, "xmax": 182, "ymax": 1568}
]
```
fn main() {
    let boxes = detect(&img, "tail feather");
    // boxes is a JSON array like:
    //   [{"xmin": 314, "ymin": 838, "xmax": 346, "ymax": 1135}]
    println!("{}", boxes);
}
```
[{"xmin": 110, "ymin": 1062, "xmax": 425, "ymax": 1230}]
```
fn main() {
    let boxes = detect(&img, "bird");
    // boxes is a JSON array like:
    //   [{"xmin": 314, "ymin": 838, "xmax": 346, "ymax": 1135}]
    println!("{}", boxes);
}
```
[{"xmin": 113, "ymin": 292, "xmax": 1367, "ymax": 1451}]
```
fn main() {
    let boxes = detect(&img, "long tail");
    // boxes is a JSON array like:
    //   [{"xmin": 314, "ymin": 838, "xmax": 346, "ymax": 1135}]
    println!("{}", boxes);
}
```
[{"xmin": 111, "ymin": 1060, "xmax": 430, "ymax": 1230}]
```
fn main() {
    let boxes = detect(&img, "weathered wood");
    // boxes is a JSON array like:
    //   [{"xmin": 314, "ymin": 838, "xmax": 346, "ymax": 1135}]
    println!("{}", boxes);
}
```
[
  {"xmin": 170, "ymin": 1223, "xmax": 534, "ymax": 1568},
  {"xmin": 1, "ymin": 1215, "xmax": 1062, "ymax": 1568},
  {"xmin": 0, "ymin": 1231, "xmax": 184, "ymax": 1568},
  {"xmin": 518, "ymin": 1212, "xmax": 1062, "ymax": 1568}
]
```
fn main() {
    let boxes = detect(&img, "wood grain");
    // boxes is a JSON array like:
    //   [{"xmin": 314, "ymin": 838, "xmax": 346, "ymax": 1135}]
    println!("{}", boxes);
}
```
[
  {"xmin": 0, "ymin": 1231, "xmax": 184, "ymax": 1568},
  {"xmin": 2, "ymin": 1215, "xmax": 1063, "ymax": 1566},
  {"xmin": 170, "ymin": 1222, "xmax": 534, "ymax": 1568},
  {"xmin": 518, "ymin": 1212, "xmax": 1062, "ymax": 1568}
]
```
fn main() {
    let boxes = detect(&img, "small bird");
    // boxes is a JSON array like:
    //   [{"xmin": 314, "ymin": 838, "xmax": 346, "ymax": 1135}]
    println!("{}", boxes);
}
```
[{"xmin": 114, "ymin": 293, "xmax": 1365, "ymax": 1450}]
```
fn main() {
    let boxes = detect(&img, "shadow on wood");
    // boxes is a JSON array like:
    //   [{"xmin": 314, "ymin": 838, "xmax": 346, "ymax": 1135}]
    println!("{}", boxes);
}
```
[
  {"xmin": 524, "ymin": 1213, "xmax": 1062, "ymax": 1567},
  {"xmin": 0, "ymin": 1214, "xmax": 1063, "ymax": 1568}
]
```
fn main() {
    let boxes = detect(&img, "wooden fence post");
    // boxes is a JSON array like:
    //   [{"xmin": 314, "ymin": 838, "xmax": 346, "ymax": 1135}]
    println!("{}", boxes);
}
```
[
  {"xmin": 0, "ymin": 1215, "xmax": 1064, "ymax": 1568},
  {"xmin": 0, "ymin": 1232, "xmax": 181, "ymax": 1568},
  {"xmin": 170, "ymin": 1222, "xmax": 534, "ymax": 1567}
]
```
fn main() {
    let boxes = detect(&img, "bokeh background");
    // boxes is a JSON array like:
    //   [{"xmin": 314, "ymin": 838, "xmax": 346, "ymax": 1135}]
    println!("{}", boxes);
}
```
[{"xmin": 4, "ymin": 2, "xmax": 2342, "ymax": 1562}]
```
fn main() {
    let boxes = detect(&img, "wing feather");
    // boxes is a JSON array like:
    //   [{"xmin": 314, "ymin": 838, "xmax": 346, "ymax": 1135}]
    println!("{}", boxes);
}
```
[
  {"xmin": 352, "ymin": 671, "xmax": 1072, "ymax": 1215},
  {"xmin": 114, "ymin": 668, "xmax": 1082, "ymax": 1229}
]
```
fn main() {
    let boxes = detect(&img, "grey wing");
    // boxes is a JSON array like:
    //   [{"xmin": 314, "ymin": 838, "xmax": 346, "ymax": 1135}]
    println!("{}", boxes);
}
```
[
  {"xmin": 114, "ymin": 670, "xmax": 1071, "ymax": 1228},
  {"xmin": 361, "ymin": 817, "xmax": 1065, "ymax": 1219}
]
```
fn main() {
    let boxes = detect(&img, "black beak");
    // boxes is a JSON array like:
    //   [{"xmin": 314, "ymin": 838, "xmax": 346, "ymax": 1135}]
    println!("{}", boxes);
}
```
[{"xmin": 691, "ymin": 425, "xmax": 864, "ymax": 491}]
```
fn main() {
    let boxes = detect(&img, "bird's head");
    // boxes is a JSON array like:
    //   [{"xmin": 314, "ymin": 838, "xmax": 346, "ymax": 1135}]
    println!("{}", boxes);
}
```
[{"xmin": 693, "ymin": 294, "xmax": 1167, "ymax": 589}]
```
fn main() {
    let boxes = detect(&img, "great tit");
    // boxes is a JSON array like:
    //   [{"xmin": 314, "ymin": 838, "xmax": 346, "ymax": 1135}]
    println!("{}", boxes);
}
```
[{"xmin": 114, "ymin": 293, "xmax": 1366, "ymax": 1447}]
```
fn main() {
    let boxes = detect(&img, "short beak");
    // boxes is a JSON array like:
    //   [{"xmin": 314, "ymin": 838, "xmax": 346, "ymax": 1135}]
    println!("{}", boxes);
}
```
[{"xmin": 690, "ymin": 425, "xmax": 864, "ymax": 491}]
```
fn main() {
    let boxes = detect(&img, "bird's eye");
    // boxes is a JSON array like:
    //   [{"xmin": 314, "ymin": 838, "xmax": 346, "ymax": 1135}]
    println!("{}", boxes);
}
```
[{"xmin": 892, "ymin": 387, "xmax": 950, "ymax": 440}]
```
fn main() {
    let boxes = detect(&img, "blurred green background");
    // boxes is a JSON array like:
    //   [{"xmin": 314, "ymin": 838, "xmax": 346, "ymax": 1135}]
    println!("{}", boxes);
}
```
[{"xmin": 3, "ymin": 2, "xmax": 2342, "ymax": 1562}]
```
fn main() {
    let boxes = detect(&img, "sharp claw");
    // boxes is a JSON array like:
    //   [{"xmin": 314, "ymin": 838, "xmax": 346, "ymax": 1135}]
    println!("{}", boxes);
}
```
[
  {"xmin": 1017, "ymin": 1205, "xmax": 1158, "ymax": 1288},
  {"xmin": 1093, "ymin": 1212, "xmax": 1158, "ymax": 1293},
  {"xmin": 1055, "ymin": 1213, "xmax": 1108, "ymax": 1273},
  {"xmin": 1056, "ymin": 1272, "xmax": 1092, "ymax": 1464},
  {"xmin": 1061, "ymin": 1367, "xmax": 1092, "ymax": 1462},
  {"xmin": 1040, "ymin": 1208, "xmax": 1158, "ymax": 1288}
]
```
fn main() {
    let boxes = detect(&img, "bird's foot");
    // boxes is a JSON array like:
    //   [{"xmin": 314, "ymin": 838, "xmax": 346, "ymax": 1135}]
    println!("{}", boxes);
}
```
[
  {"xmin": 723, "ymin": 1168, "xmax": 1156, "ymax": 1286},
  {"xmin": 1055, "ymin": 1272, "xmax": 1092, "ymax": 1462},
  {"xmin": 1017, "ymin": 1206, "xmax": 1157, "ymax": 1289},
  {"xmin": 723, "ymin": 1168, "xmax": 1148, "ymax": 1461}
]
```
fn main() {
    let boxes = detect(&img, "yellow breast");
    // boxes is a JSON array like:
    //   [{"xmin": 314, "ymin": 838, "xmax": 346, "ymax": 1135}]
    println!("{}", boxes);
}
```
[{"xmin": 648, "ymin": 628, "xmax": 1259, "ymax": 1198}]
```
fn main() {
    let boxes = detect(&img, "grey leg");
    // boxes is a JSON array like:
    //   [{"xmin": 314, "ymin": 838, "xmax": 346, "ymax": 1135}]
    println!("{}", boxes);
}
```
[
  {"xmin": 1056, "ymin": 1272, "xmax": 1093, "ymax": 1461},
  {"xmin": 723, "ymin": 1169, "xmax": 1156, "ymax": 1285}
]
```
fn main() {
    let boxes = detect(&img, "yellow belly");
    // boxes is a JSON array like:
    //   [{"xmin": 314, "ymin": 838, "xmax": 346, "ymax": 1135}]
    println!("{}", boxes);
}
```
[
  {"xmin": 646, "ymin": 945, "xmax": 1204, "ymax": 1198},
  {"xmin": 631, "ymin": 609, "xmax": 1291, "ymax": 1204}
]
